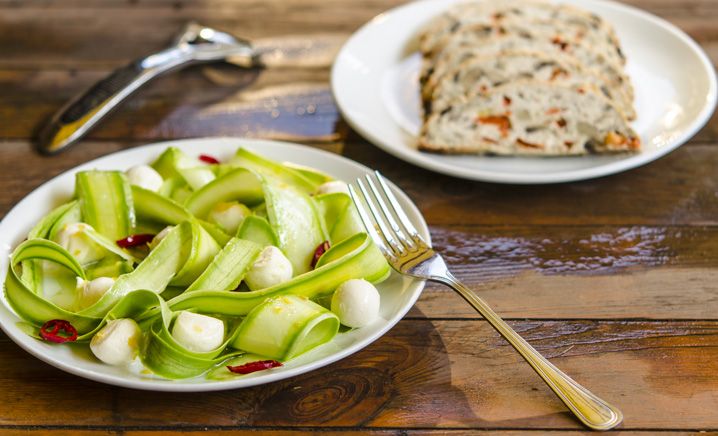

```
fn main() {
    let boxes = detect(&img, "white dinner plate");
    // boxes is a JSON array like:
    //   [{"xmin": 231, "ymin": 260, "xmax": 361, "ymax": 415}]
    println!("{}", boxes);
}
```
[
  {"xmin": 0, "ymin": 138, "xmax": 429, "ymax": 392},
  {"xmin": 331, "ymin": 0, "xmax": 717, "ymax": 184}
]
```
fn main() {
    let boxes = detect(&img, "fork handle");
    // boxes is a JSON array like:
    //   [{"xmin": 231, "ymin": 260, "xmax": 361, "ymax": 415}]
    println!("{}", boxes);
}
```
[{"xmin": 435, "ymin": 273, "xmax": 623, "ymax": 431}]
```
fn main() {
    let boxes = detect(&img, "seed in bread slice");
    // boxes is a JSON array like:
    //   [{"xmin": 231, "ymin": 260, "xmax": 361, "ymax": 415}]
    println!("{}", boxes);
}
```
[
  {"xmin": 428, "ymin": 51, "xmax": 636, "ymax": 120},
  {"xmin": 419, "ymin": 81, "xmax": 640, "ymax": 156}
]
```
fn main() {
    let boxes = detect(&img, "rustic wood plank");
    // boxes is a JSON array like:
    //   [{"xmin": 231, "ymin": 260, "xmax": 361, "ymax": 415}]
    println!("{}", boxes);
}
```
[
  {"xmin": 1, "ymin": 320, "xmax": 717, "ymax": 430},
  {"xmin": 412, "ymin": 266, "xmax": 718, "ymax": 320},
  {"xmin": 408, "ymin": 224, "xmax": 718, "ymax": 320},
  {"xmin": 0, "ymin": 431, "xmax": 700, "ymax": 436},
  {"xmin": 0, "ymin": 1, "xmax": 715, "ymax": 69},
  {"xmin": 2, "ymin": 140, "xmax": 718, "ymax": 227}
]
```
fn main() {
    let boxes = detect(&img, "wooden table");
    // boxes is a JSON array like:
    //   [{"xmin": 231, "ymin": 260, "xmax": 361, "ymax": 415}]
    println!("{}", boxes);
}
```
[{"xmin": 1, "ymin": 0, "xmax": 718, "ymax": 434}]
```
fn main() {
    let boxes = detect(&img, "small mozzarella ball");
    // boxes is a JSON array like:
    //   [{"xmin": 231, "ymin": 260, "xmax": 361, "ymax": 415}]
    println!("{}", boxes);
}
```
[
  {"xmin": 244, "ymin": 246, "xmax": 293, "ymax": 291},
  {"xmin": 171, "ymin": 311, "xmax": 225, "ymax": 353},
  {"xmin": 150, "ymin": 225, "xmax": 174, "ymax": 249},
  {"xmin": 56, "ymin": 223, "xmax": 103, "ymax": 264},
  {"xmin": 331, "ymin": 279, "xmax": 381, "ymax": 328},
  {"xmin": 207, "ymin": 202, "xmax": 252, "ymax": 234},
  {"xmin": 316, "ymin": 180, "xmax": 350, "ymax": 196},
  {"xmin": 56, "ymin": 222, "xmax": 87, "ymax": 249},
  {"xmin": 90, "ymin": 319, "xmax": 142, "ymax": 365},
  {"xmin": 76, "ymin": 276, "xmax": 115, "ymax": 309},
  {"xmin": 125, "ymin": 165, "xmax": 163, "ymax": 192}
]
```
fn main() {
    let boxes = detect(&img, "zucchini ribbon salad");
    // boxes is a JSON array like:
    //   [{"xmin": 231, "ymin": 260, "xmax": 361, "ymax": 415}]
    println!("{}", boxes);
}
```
[{"xmin": 4, "ymin": 147, "xmax": 391, "ymax": 380}]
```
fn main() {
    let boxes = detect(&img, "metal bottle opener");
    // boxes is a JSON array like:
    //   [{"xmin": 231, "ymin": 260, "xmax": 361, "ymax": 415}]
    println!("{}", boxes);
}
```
[{"xmin": 36, "ymin": 22, "xmax": 257, "ymax": 154}]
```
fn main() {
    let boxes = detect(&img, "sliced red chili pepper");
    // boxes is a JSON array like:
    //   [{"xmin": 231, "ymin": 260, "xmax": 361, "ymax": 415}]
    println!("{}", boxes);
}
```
[
  {"xmin": 39, "ymin": 319, "xmax": 78, "ymax": 343},
  {"xmin": 227, "ymin": 359, "xmax": 283, "ymax": 375},
  {"xmin": 116, "ymin": 233, "xmax": 156, "ymax": 248},
  {"xmin": 311, "ymin": 240, "xmax": 331, "ymax": 269},
  {"xmin": 199, "ymin": 154, "xmax": 220, "ymax": 165}
]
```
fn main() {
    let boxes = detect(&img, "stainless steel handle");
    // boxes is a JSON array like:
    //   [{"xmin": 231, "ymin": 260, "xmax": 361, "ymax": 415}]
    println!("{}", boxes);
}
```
[
  {"xmin": 36, "ymin": 49, "xmax": 190, "ymax": 154},
  {"xmin": 36, "ymin": 22, "xmax": 257, "ymax": 155},
  {"xmin": 436, "ymin": 272, "xmax": 623, "ymax": 431}
]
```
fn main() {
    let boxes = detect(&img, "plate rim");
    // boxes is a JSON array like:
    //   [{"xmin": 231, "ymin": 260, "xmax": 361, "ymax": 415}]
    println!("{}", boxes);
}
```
[
  {"xmin": 331, "ymin": 0, "xmax": 718, "ymax": 184},
  {"xmin": 0, "ymin": 137, "xmax": 429, "ymax": 392}
]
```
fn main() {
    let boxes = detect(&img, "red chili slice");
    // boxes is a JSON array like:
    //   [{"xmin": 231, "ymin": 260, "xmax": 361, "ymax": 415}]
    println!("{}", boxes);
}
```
[
  {"xmin": 39, "ymin": 319, "xmax": 78, "ymax": 343},
  {"xmin": 227, "ymin": 360, "xmax": 283, "ymax": 375},
  {"xmin": 477, "ymin": 115, "xmax": 511, "ymax": 138},
  {"xmin": 116, "ymin": 233, "xmax": 156, "ymax": 248},
  {"xmin": 311, "ymin": 240, "xmax": 331, "ymax": 268},
  {"xmin": 199, "ymin": 154, "xmax": 220, "ymax": 164}
]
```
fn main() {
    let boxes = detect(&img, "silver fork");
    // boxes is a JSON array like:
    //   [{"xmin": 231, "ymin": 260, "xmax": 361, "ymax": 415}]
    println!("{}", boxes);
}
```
[{"xmin": 349, "ymin": 172, "xmax": 623, "ymax": 431}]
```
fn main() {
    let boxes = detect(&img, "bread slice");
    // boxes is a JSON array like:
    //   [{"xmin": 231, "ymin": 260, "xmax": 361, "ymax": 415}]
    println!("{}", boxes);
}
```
[
  {"xmin": 422, "ymin": 33, "xmax": 634, "ymax": 107},
  {"xmin": 420, "ymin": 0, "xmax": 624, "ymax": 65},
  {"xmin": 419, "ymin": 81, "xmax": 640, "ymax": 156},
  {"xmin": 428, "ymin": 51, "xmax": 636, "ymax": 120}
]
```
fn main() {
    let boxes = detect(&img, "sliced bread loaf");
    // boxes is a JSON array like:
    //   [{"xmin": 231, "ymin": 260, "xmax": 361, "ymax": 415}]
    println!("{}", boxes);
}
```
[
  {"xmin": 419, "ymin": 81, "xmax": 640, "ymax": 156},
  {"xmin": 422, "ymin": 32, "xmax": 634, "ymax": 106},
  {"xmin": 420, "ymin": 0, "xmax": 623, "ymax": 64},
  {"xmin": 428, "ymin": 51, "xmax": 636, "ymax": 120}
]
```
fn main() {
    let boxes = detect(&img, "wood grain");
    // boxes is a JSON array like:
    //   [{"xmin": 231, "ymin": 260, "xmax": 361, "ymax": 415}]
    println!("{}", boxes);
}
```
[
  {"xmin": 0, "ymin": 432, "xmax": 705, "ymax": 436},
  {"xmin": 1, "ymin": 319, "xmax": 717, "ymax": 430},
  {"xmin": 1, "ymin": 0, "xmax": 718, "ymax": 433},
  {"xmin": 0, "ymin": 432, "xmax": 701, "ymax": 436}
]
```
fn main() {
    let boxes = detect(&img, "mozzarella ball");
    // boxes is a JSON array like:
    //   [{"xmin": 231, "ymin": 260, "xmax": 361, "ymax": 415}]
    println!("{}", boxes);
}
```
[
  {"xmin": 244, "ymin": 246, "xmax": 293, "ymax": 291},
  {"xmin": 55, "ymin": 223, "xmax": 104, "ymax": 264},
  {"xmin": 125, "ymin": 165, "xmax": 163, "ymax": 192},
  {"xmin": 316, "ymin": 180, "xmax": 350, "ymax": 196},
  {"xmin": 331, "ymin": 279, "xmax": 381, "ymax": 328},
  {"xmin": 90, "ymin": 319, "xmax": 142, "ymax": 365},
  {"xmin": 207, "ymin": 202, "xmax": 251, "ymax": 234},
  {"xmin": 171, "ymin": 311, "xmax": 225, "ymax": 353},
  {"xmin": 76, "ymin": 276, "xmax": 115, "ymax": 309},
  {"xmin": 150, "ymin": 225, "xmax": 174, "ymax": 249}
]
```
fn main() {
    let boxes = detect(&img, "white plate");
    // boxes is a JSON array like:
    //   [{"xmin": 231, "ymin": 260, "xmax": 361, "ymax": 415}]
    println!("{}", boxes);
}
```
[
  {"xmin": 331, "ymin": 0, "xmax": 718, "ymax": 184},
  {"xmin": 0, "ymin": 138, "xmax": 428, "ymax": 392}
]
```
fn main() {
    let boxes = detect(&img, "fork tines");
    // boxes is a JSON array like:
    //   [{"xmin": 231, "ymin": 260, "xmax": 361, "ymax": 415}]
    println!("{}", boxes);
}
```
[{"xmin": 348, "ymin": 171, "xmax": 426, "ymax": 259}]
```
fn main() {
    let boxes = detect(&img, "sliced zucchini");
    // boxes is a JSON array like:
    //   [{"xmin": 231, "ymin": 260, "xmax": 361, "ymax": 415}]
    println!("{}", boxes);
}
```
[
  {"xmin": 132, "ymin": 185, "xmax": 193, "ymax": 226},
  {"xmin": 180, "ymin": 167, "xmax": 216, "ymax": 191},
  {"xmin": 186, "ymin": 238, "xmax": 261, "ymax": 292},
  {"xmin": 315, "ymin": 192, "xmax": 363, "ymax": 245},
  {"xmin": 169, "ymin": 221, "xmax": 221, "ymax": 287},
  {"xmin": 231, "ymin": 295, "xmax": 339, "ymax": 360},
  {"xmin": 282, "ymin": 162, "xmax": 333, "ymax": 186},
  {"xmin": 75, "ymin": 171, "xmax": 135, "ymax": 241},
  {"xmin": 264, "ymin": 180, "xmax": 326, "ymax": 275},
  {"xmin": 184, "ymin": 168, "xmax": 264, "ymax": 219},
  {"xmin": 78, "ymin": 221, "xmax": 195, "ymax": 317},
  {"xmin": 151, "ymin": 147, "xmax": 198, "ymax": 179},
  {"xmin": 236, "ymin": 215, "xmax": 279, "ymax": 247},
  {"xmin": 231, "ymin": 148, "xmax": 319, "ymax": 194}
]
